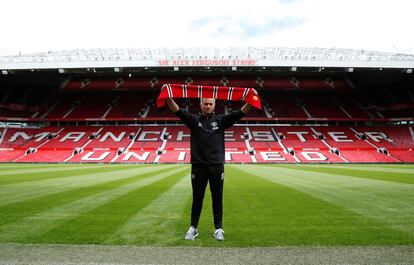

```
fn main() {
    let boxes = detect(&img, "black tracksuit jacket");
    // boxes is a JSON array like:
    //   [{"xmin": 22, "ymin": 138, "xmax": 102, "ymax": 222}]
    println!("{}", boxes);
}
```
[{"xmin": 175, "ymin": 108, "xmax": 245, "ymax": 165}]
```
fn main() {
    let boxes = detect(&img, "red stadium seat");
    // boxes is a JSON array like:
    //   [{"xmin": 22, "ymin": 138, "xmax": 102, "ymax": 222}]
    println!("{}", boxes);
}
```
[{"xmin": 2, "ymin": 125, "xmax": 412, "ymax": 163}]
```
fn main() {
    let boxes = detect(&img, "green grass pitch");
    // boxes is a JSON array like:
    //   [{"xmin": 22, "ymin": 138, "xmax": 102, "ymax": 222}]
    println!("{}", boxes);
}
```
[{"xmin": 0, "ymin": 163, "xmax": 413, "ymax": 247}]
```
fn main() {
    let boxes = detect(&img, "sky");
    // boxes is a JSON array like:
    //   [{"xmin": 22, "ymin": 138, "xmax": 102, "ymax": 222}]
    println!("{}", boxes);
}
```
[{"xmin": 0, "ymin": 0, "xmax": 413, "ymax": 56}]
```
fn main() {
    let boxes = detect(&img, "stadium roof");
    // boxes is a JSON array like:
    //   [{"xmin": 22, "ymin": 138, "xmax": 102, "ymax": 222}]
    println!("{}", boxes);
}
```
[{"xmin": 1, "ymin": 47, "xmax": 414, "ymax": 71}]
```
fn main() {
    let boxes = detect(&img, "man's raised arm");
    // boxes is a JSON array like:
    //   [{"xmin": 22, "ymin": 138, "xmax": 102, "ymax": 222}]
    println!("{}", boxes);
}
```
[
  {"xmin": 160, "ymin": 85, "xmax": 179, "ymax": 112},
  {"xmin": 241, "ymin": 89, "xmax": 258, "ymax": 114},
  {"xmin": 166, "ymin": 98, "xmax": 179, "ymax": 113}
]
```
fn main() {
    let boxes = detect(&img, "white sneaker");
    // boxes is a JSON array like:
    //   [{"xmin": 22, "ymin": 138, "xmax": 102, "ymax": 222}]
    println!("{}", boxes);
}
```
[
  {"xmin": 214, "ymin": 228, "xmax": 225, "ymax": 241},
  {"xmin": 184, "ymin": 226, "xmax": 198, "ymax": 240}
]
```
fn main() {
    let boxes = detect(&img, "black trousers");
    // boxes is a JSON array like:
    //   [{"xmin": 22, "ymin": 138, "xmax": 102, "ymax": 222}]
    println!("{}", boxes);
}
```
[{"xmin": 190, "ymin": 164, "xmax": 224, "ymax": 229}]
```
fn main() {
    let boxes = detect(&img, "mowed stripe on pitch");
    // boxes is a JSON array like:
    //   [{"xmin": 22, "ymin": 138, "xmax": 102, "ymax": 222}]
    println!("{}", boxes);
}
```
[
  {"xmin": 233, "ymin": 165, "xmax": 414, "ymax": 237},
  {"xmin": 0, "ymin": 164, "xmax": 138, "ymax": 186},
  {"xmin": 342, "ymin": 164, "xmax": 414, "ymax": 169},
  {"xmin": 0, "ymin": 166, "xmax": 188, "ymax": 243},
  {"xmin": 0, "ymin": 164, "xmax": 109, "ymax": 176},
  {"xmin": 105, "ymin": 174, "xmax": 191, "ymax": 245},
  {"xmin": 226, "ymin": 166, "xmax": 413, "ymax": 246},
  {"xmin": 278, "ymin": 164, "xmax": 414, "ymax": 183},
  {"xmin": 309, "ymin": 164, "xmax": 414, "ymax": 173},
  {"xmin": 0, "ymin": 165, "xmax": 179, "ymax": 206},
  {"xmin": 0, "ymin": 163, "xmax": 74, "ymax": 170},
  {"xmin": 0, "ymin": 166, "xmax": 177, "ymax": 227},
  {"xmin": 36, "ymin": 169, "xmax": 188, "ymax": 244}
]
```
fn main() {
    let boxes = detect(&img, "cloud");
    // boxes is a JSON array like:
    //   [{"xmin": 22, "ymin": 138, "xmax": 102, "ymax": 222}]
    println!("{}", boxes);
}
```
[
  {"xmin": 189, "ymin": 16, "xmax": 304, "ymax": 40},
  {"xmin": 242, "ymin": 17, "xmax": 304, "ymax": 37},
  {"xmin": 279, "ymin": 0, "xmax": 300, "ymax": 3},
  {"xmin": 0, "ymin": 0, "xmax": 413, "ymax": 54}
]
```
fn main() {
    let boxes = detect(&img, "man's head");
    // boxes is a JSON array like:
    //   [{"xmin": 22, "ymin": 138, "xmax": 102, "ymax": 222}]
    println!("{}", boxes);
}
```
[{"xmin": 200, "ymin": 98, "xmax": 216, "ymax": 116}]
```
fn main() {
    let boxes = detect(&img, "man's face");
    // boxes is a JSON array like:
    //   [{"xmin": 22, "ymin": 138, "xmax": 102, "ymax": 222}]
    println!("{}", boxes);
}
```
[{"xmin": 200, "ymin": 98, "xmax": 215, "ymax": 116}]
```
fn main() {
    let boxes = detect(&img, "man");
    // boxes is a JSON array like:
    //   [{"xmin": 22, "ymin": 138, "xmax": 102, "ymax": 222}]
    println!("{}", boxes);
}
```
[{"xmin": 164, "ymin": 90, "xmax": 257, "ymax": 241}]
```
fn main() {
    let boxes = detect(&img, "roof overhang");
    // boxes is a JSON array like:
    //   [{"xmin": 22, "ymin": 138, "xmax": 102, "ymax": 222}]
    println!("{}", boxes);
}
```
[{"xmin": 1, "ymin": 47, "xmax": 413, "ymax": 70}]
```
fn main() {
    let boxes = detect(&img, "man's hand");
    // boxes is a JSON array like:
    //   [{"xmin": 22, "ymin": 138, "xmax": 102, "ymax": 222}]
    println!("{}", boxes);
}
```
[
  {"xmin": 241, "ymin": 88, "xmax": 259, "ymax": 114},
  {"xmin": 161, "ymin": 85, "xmax": 179, "ymax": 112}
]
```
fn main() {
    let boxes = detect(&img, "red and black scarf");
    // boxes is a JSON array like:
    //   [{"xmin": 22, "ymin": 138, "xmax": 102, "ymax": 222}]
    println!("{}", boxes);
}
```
[{"xmin": 157, "ymin": 84, "xmax": 261, "ymax": 109}]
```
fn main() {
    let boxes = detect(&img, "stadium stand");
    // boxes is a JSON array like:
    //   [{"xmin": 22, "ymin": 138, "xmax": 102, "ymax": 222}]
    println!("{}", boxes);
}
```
[
  {"xmin": 0, "ymin": 73, "xmax": 413, "ymax": 164},
  {"xmin": 1, "ymin": 124, "xmax": 413, "ymax": 163}
]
